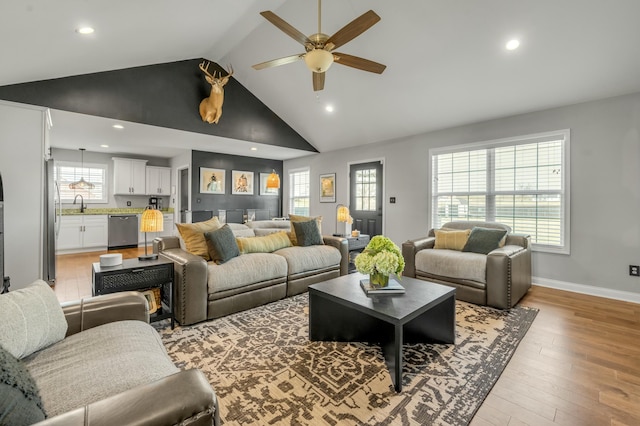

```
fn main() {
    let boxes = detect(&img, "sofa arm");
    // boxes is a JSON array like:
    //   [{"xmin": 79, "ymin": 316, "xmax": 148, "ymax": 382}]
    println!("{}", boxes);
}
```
[
  {"xmin": 505, "ymin": 233, "xmax": 530, "ymax": 249},
  {"xmin": 35, "ymin": 369, "xmax": 220, "ymax": 426},
  {"xmin": 402, "ymin": 237, "xmax": 435, "ymax": 277},
  {"xmin": 62, "ymin": 292, "xmax": 149, "ymax": 337},
  {"xmin": 158, "ymin": 248, "xmax": 209, "ymax": 326},
  {"xmin": 323, "ymin": 235, "xmax": 349, "ymax": 275},
  {"xmin": 154, "ymin": 236, "xmax": 181, "ymax": 252},
  {"xmin": 486, "ymin": 242, "xmax": 532, "ymax": 309}
]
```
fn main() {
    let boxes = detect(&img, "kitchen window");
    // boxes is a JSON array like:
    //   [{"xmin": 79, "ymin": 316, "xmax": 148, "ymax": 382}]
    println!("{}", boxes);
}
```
[
  {"xmin": 289, "ymin": 168, "xmax": 310, "ymax": 216},
  {"xmin": 429, "ymin": 129, "xmax": 570, "ymax": 254},
  {"xmin": 56, "ymin": 161, "xmax": 108, "ymax": 203}
]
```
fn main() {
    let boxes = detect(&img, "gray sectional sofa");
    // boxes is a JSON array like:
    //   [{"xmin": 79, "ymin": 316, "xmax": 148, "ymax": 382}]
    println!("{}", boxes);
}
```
[{"xmin": 154, "ymin": 220, "xmax": 348, "ymax": 326}]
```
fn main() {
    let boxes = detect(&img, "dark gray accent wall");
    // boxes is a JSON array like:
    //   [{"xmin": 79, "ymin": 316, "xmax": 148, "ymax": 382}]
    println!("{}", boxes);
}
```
[
  {"xmin": 191, "ymin": 150, "xmax": 283, "ymax": 219},
  {"xmin": 0, "ymin": 59, "xmax": 317, "ymax": 152}
]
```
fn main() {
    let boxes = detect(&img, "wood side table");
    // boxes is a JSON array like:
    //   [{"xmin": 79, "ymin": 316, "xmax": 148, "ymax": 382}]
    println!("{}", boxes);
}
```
[
  {"xmin": 92, "ymin": 257, "xmax": 174, "ymax": 329},
  {"xmin": 346, "ymin": 234, "xmax": 370, "ymax": 273}
]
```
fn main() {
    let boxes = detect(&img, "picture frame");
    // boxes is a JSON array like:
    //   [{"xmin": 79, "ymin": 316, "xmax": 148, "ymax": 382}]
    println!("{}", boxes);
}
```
[
  {"xmin": 260, "ymin": 173, "xmax": 279, "ymax": 196},
  {"xmin": 319, "ymin": 173, "xmax": 336, "ymax": 203},
  {"xmin": 141, "ymin": 289, "xmax": 158, "ymax": 314},
  {"xmin": 232, "ymin": 170, "xmax": 254, "ymax": 195},
  {"xmin": 200, "ymin": 167, "xmax": 225, "ymax": 194}
]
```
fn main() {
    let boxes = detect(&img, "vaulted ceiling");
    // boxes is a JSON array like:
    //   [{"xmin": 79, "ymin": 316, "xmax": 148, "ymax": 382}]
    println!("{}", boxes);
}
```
[{"xmin": 2, "ymin": 0, "xmax": 640, "ymax": 159}]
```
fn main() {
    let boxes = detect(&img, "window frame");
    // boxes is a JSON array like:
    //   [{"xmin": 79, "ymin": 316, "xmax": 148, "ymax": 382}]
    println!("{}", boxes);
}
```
[
  {"xmin": 288, "ymin": 167, "xmax": 310, "ymax": 217},
  {"xmin": 56, "ymin": 160, "xmax": 109, "ymax": 204},
  {"xmin": 428, "ymin": 129, "xmax": 571, "ymax": 254}
]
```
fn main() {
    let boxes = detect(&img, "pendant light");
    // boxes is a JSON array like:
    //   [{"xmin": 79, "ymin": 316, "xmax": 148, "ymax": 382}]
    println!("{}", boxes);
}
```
[{"xmin": 69, "ymin": 148, "xmax": 95, "ymax": 190}]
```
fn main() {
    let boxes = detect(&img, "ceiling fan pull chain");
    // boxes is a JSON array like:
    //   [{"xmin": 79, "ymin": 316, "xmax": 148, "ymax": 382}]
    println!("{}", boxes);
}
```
[{"xmin": 318, "ymin": 0, "xmax": 322, "ymax": 35}]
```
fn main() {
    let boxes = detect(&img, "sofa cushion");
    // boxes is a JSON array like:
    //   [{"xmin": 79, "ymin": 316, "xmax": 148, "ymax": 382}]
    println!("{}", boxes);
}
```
[
  {"xmin": 0, "ymin": 280, "xmax": 68, "ymax": 359},
  {"xmin": 415, "ymin": 249, "xmax": 487, "ymax": 284},
  {"xmin": 246, "ymin": 220, "xmax": 291, "ymax": 230},
  {"xmin": 207, "ymin": 253, "xmax": 288, "ymax": 294},
  {"xmin": 236, "ymin": 232, "xmax": 292, "ymax": 254},
  {"xmin": 292, "ymin": 220, "xmax": 323, "ymax": 247},
  {"xmin": 175, "ymin": 217, "xmax": 222, "ymax": 260},
  {"xmin": 434, "ymin": 228, "xmax": 471, "ymax": 251},
  {"xmin": 462, "ymin": 227, "xmax": 508, "ymax": 255},
  {"xmin": 0, "ymin": 345, "xmax": 46, "ymax": 424},
  {"xmin": 22, "ymin": 320, "xmax": 179, "ymax": 418},
  {"xmin": 289, "ymin": 214, "xmax": 322, "ymax": 246},
  {"xmin": 204, "ymin": 224, "xmax": 240, "ymax": 264},
  {"xmin": 274, "ymin": 245, "xmax": 342, "ymax": 275}
]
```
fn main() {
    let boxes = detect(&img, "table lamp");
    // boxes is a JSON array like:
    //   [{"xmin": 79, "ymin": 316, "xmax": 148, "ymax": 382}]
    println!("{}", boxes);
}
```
[
  {"xmin": 139, "ymin": 206, "xmax": 163, "ymax": 260},
  {"xmin": 335, "ymin": 204, "xmax": 350, "ymax": 237}
]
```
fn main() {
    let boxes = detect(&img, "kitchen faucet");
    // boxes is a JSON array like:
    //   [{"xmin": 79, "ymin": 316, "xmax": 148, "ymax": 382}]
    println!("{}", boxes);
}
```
[{"xmin": 73, "ymin": 194, "xmax": 86, "ymax": 213}]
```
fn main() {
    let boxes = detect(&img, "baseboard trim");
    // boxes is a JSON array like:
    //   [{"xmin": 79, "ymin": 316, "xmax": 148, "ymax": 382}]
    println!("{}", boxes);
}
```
[{"xmin": 533, "ymin": 276, "xmax": 640, "ymax": 304}]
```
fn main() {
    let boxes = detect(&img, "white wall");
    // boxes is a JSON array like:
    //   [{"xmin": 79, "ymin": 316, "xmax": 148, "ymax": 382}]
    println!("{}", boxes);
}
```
[
  {"xmin": 0, "ymin": 101, "xmax": 47, "ymax": 289},
  {"xmin": 285, "ymin": 92, "xmax": 640, "ymax": 297}
]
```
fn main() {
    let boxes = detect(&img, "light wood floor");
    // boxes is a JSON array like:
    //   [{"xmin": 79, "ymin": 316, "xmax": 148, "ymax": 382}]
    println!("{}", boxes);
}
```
[{"xmin": 55, "ymin": 249, "xmax": 640, "ymax": 425}]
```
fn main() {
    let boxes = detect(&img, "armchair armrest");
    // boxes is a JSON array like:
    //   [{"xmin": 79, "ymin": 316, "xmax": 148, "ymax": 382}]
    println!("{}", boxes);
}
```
[
  {"xmin": 62, "ymin": 292, "xmax": 149, "ymax": 337},
  {"xmin": 35, "ymin": 369, "xmax": 220, "ymax": 426},
  {"xmin": 402, "ymin": 237, "xmax": 435, "ymax": 277},
  {"xmin": 486, "ymin": 236, "xmax": 532, "ymax": 309},
  {"xmin": 322, "ymin": 235, "xmax": 349, "ymax": 275},
  {"xmin": 158, "ymin": 247, "xmax": 209, "ymax": 326}
]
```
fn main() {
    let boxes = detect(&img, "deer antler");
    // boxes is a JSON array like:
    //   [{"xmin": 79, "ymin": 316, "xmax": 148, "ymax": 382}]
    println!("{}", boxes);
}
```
[{"xmin": 199, "ymin": 61, "xmax": 214, "ymax": 78}]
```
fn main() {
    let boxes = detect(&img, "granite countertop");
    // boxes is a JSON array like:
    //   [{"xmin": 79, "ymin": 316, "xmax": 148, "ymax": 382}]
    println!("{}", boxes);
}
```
[{"xmin": 61, "ymin": 208, "xmax": 174, "ymax": 216}]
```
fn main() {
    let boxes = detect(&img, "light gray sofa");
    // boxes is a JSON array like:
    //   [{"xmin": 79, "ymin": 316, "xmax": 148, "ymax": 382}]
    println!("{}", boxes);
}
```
[
  {"xmin": 402, "ymin": 221, "xmax": 532, "ymax": 309},
  {"xmin": 0, "ymin": 282, "xmax": 219, "ymax": 425},
  {"xmin": 154, "ymin": 221, "xmax": 348, "ymax": 326}
]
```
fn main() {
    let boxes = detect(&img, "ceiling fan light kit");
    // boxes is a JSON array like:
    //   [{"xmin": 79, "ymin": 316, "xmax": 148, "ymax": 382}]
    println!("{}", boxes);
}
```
[{"xmin": 253, "ymin": 0, "xmax": 386, "ymax": 91}]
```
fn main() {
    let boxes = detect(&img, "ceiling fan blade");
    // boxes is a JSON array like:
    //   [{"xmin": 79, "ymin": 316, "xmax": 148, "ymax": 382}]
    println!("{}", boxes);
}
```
[
  {"xmin": 333, "ymin": 52, "xmax": 386, "ymax": 74},
  {"xmin": 313, "ymin": 72, "xmax": 325, "ymax": 91},
  {"xmin": 325, "ymin": 10, "xmax": 380, "ymax": 51},
  {"xmin": 252, "ymin": 54, "xmax": 305, "ymax": 70},
  {"xmin": 260, "ymin": 11, "xmax": 312, "ymax": 46}
]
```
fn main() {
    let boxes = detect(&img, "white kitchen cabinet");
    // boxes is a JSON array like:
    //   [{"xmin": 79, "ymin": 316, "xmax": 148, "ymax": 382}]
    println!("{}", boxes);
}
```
[
  {"xmin": 57, "ymin": 215, "xmax": 108, "ymax": 251},
  {"xmin": 113, "ymin": 157, "xmax": 147, "ymax": 195},
  {"xmin": 146, "ymin": 166, "xmax": 171, "ymax": 195}
]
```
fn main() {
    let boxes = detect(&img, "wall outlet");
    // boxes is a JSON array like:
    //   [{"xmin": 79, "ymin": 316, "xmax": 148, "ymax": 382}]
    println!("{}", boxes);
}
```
[
  {"xmin": 630, "ymin": 265, "xmax": 640, "ymax": 276},
  {"xmin": 126, "ymin": 201, "xmax": 131, "ymax": 207}
]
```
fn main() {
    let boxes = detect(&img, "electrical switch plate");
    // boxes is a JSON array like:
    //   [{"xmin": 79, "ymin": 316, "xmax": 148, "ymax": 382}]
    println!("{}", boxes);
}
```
[{"xmin": 630, "ymin": 265, "xmax": 640, "ymax": 276}]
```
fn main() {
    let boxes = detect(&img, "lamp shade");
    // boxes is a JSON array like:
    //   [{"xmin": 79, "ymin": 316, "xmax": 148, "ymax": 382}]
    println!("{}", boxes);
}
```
[
  {"xmin": 336, "ymin": 205, "xmax": 350, "ymax": 222},
  {"xmin": 266, "ymin": 170, "xmax": 280, "ymax": 189},
  {"xmin": 140, "ymin": 207, "xmax": 164, "ymax": 233},
  {"xmin": 304, "ymin": 49, "xmax": 334, "ymax": 73}
]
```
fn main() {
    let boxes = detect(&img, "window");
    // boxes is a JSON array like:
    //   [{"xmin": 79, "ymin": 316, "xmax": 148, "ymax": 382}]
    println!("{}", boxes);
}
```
[
  {"xmin": 289, "ymin": 168, "xmax": 310, "ymax": 216},
  {"xmin": 354, "ymin": 168, "xmax": 377, "ymax": 211},
  {"xmin": 430, "ymin": 129, "xmax": 570, "ymax": 254},
  {"xmin": 56, "ymin": 161, "xmax": 108, "ymax": 203}
]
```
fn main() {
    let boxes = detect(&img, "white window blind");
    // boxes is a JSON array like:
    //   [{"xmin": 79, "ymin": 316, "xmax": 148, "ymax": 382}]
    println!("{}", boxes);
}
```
[
  {"xmin": 430, "ymin": 130, "xmax": 570, "ymax": 253},
  {"xmin": 55, "ymin": 161, "xmax": 108, "ymax": 203},
  {"xmin": 288, "ymin": 169, "xmax": 310, "ymax": 216}
]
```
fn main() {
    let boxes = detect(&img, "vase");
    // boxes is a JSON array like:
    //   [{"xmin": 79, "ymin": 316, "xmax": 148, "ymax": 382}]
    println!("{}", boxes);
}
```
[{"xmin": 370, "ymin": 271, "xmax": 390, "ymax": 288}]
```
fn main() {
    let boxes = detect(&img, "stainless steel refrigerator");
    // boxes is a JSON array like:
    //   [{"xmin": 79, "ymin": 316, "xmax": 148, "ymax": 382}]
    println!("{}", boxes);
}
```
[{"xmin": 43, "ymin": 159, "xmax": 60, "ymax": 286}]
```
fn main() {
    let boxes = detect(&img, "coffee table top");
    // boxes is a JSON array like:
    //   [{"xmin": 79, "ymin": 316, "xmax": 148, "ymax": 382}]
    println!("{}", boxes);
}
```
[{"xmin": 309, "ymin": 273, "xmax": 456, "ymax": 324}]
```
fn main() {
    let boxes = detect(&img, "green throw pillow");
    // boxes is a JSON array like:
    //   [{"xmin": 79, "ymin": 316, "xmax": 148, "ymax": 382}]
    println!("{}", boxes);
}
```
[
  {"xmin": 204, "ymin": 224, "xmax": 240, "ymax": 264},
  {"xmin": 236, "ymin": 232, "xmax": 292, "ymax": 254},
  {"xmin": 462, "ymin": 227, "xmax": 508, "ymax": 255},
  {"xmin": 0, "ymin": 346, "xmax": 46, "ymax": 424},
  {"xmin": 292, "ymin": 220, "xmax": 323, "ymax": 247}
]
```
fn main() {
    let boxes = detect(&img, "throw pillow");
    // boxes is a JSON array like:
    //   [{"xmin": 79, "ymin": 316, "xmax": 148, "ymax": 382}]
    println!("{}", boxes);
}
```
[
  {"xmin": 292, "ymin": 220, "xmax": 324, "ymax": 247},
  {"xmin": 462, "ymin": 227, "xmax": 508, "ymax": 255},
  {"xmin": 175, "ymin": 216, "xmax": 222, "ymax": 260},
  {"xmin": 0, "ymin": 280, "xmax": 68, "ymax": 359},
  {"xmin": 0, "ymin": 346, "xmax": 46, "ymax": 424},
  {"xmin": 434, "ymin": 228, "xmax": 471, "ymax": 251},
  {"xmin": 204, "ymin": 224, "xmax": 240, "ymax": 264},
  {"xmin": 236, "ymin": 232, "xmax": 292, "ymax": 254},
  {"xmin": 289, "ymin": 214, "xmax": 322, "ymax": 245}
]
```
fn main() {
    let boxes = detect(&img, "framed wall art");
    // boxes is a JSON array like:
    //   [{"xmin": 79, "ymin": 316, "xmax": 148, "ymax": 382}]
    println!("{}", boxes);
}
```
[
  {"xmin": 319, "ymin": 173, "xmax": 336, "ymax": 203},
  {"xmin": 232, "ymin": 170, "xmax": 254, "ymax": 195},
  {"xmin": 200, "ymin": 167, "xmax": 225, "ymax": 194},
  {"xmin": 260, "ymin": 173, "xmax": 279, "ymax": 196}
]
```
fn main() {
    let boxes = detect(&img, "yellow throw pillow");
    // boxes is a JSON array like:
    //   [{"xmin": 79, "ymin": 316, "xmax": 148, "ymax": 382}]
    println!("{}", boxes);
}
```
[
  {"xmin": 289, "ymin": 214, "xmax": 322, "ymax": 246},
  {"xmin": 175, "ymin": 216, "xmax": 222, "ymax": 260},
  {"xmin": 236, "ymin": 231, "xmax": 292, "ymax": 254},
  {"xmin": 434, "ymin": 228, "xmax": 471, "ymax": 251}
]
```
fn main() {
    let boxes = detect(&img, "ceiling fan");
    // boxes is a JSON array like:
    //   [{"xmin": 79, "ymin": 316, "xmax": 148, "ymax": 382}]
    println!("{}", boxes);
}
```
[{"xmin": 252, "ymin": 0, "xmax": 386, "ymax": 91}]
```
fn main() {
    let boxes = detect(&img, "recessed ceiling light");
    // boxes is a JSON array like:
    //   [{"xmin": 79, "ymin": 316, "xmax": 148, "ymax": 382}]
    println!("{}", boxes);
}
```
[
  {"xmin": 506, "ymin": 39, "xmax": 520, "ymax": 50},
  {"xmin": 325, "ymin": 105, "xmax": 334, "ymax": 113},
  {"xmin": 112, "ymin": 124, "xmax": 124, "ymax": 129},
  {"xmin": 76, "ymin": 27, "xmax": 95, "ymax": 35},
  {"xmin": 251, "ymin": 147, "xmax": 258, "ymax": 151},
  {"xmin": 100, "ymin": 144, "xmax": 109, "ymax": 148}
]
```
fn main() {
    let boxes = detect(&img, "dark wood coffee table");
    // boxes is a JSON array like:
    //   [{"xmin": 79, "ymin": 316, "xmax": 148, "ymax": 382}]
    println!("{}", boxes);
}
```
[{"xmin": 309, "ymin": 274, "xmax": 456, "ymax": 392}]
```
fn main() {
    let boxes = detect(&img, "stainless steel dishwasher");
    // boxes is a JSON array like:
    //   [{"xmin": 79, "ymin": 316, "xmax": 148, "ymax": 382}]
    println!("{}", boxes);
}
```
[{"xmin": 108, "ymin": 214, "xmax": 138, "ymax": 249}]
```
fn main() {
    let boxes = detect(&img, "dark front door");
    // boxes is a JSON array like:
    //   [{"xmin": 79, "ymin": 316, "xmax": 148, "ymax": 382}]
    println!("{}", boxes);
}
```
[{"xmin": 349, "ymin": 161, "xmax": 383, "ymax": 237}]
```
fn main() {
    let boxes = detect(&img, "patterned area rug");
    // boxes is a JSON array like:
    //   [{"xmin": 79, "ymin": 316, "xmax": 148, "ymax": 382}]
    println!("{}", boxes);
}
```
[{"xmin": 157, "ymin": 294, "xmax": 537, "ymax": 425}]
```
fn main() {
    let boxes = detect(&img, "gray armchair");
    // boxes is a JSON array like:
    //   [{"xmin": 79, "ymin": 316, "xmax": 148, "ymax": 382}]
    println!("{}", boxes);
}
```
[{"xmin": 402, "ymin": 221, "xmax": 532, "ymax": 309}]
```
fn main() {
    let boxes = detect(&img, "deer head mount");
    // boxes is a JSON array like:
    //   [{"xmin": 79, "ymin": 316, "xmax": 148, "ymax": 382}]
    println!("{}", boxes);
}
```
[{"xmin": 198, "ymin": 61, "xmax": 233, "ymax": 124}]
